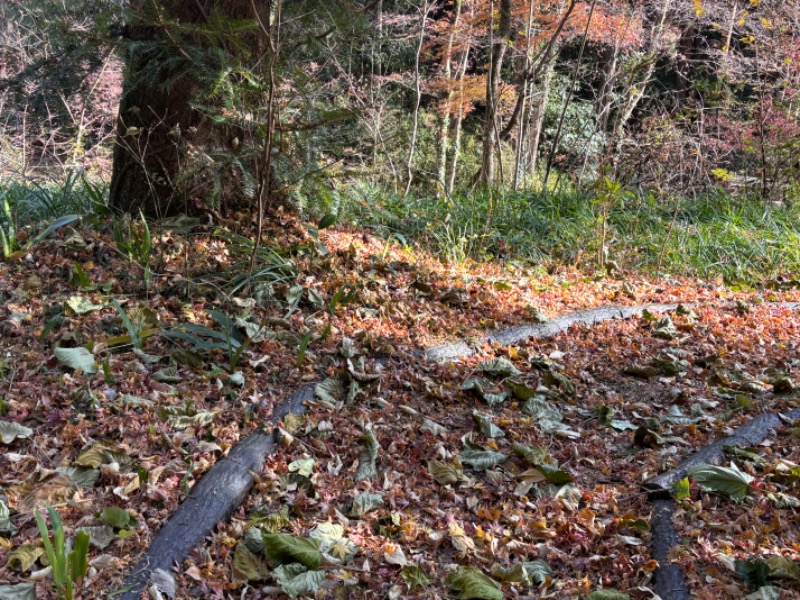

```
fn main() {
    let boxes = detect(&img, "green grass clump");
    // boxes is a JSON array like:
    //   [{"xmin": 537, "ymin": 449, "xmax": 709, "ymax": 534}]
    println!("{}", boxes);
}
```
[{"xmin": 348, "ymin": 182, "xmax": 800, "ymax": 285}]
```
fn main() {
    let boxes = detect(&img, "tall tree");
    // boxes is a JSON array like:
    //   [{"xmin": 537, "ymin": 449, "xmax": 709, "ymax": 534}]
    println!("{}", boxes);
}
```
[{"xmin": 109, "ymin": 0, "xmax": 273, "ymax": 216}]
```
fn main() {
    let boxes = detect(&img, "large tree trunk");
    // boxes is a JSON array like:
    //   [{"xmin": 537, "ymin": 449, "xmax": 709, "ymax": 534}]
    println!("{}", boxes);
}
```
[{"xmin": 109, "ymin": 0, "xmax": 269, "ymax": 217}]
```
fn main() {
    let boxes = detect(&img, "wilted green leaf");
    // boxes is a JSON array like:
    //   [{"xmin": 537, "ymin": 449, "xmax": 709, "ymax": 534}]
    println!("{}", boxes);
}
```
[
  {"xmin": 0, "ymin": 501, "xmax": 15, "ymax": 536},
  {"xmin": 688, "ymin": 464, "xmax": 753, "ymax": 501},
  {"xmin": 100, "ymin": 507, "xmax": 130, "ymax": 529},
  {"xmin": 537, "ymin": 463, "xmax": 572, "ymax": 484},
  {"xmin": 74, "ymin": 443, "xmax": 128, "ymax": 468},
  {"xmin": 505, "ymin": 380, "xmax": 537, "ymax": 401},
  {"xmin": 736, "ymin": 558, "xmax": 770, "ymax": 590},
  {"xmin": 262, "ymin": 534, "xmax": 322, "ymax": 569},
  {"xmin": 633, "ymin": 426, "xmax": 664, "ymax": 448},
  {"xmin": 0, "ymin": 421, "xmax": 33, "ymax": 444},
  {"xmin": 723, "ymin": 445, "xmax": 766, "ymax": 466},
  {"xmin": 522, "ymin": 560, "xmax": 553, "ymax": 584},
  {"xmin": 6, "ymin": 545, "xmax": 43, "ymax": 572},
  {"xmin": 401, "ymin": 564, "xmax": 431, "ymax": 588},
  {"xmin": 54, "ymin": 346, "xmax": 97, "ymax": 374},
  {"xmin": 745, "ymin": 586, "xmax": 781, "ymax": 600},
  {"xmin": 272, "ymin": 564, "xmax": 324, "ymax": 599},
  {"xmin": 460, "ymin": 447, "xmax": 508, "ymax": 471},
  {"xmin": 473, "ymin": 412, "xmax": 505, "ymax": 438},
  {"xmin": 309, "ymin": 523, "xmax": 358, "ymax": 562},
  {"xmin": 477, "ymin": 358, "xmax": 521, "ymax": 377},
  {"xmin": 543, "ymin": 371, "xmax": 575, "ymax": 397},
  {"xmin": 428, "ymin": 460, "xmax": 465, "ymax": 485},
  {"xmin": 356, "ymin": 430, "xmax": 379, "ymax": 481},
  {"xmin": 491, "ymin": 563, "xmax": 531, "ymax": 586},
  {"xmin": 512, "ymin": 443, "xmax": 551, "ymax": 466},
  {"xmin": 232, "ymin": 543, "xmax": 270, "ymax": 583},
  {"xmin": 623, "ymin": 364, "xmax": 660, "ymax": 378},
  {"xmin": 0, "ymin": 583, "xmax": 36, "ymax": 600},
  {"xmin": 420, "ymin": 418, "xmax": 446, "ymax": 437},
  {"xmin": 587, "ymin": 589, "xmax": 631, "ymax": 600},
  {"xmin": 461, "ymin": 378, "xmax": 510, "ymax": 407},
  {"xmin": 250, "ymin": 506, "xmax": 290, "ymax": 534},
  {"xmin": 445, "ymin": 566, "xmax": 503, "ymax": 600},
  {"xmin": 79, "ymin": 525, "xmax": 115, "ymax": 549},
  {"xmin": 65, "ymin": 295, "xmax": 104, "ymax": 316},
  {"xmin": 350, "ymin": 492, "xmax": 384, "ymax": 517},
  {"xmin": 653, "ymin": 316, "xmax": 677, "ymax": 339},
  {"xmin": 610, "ymin": 419, "xmax": 637, "ymax": 431},
  {"xmin": 765, "ymin": 555, "xmax": 800, "ymax": 581},
  {"xmin": 315, "ymin": 377, "xmax": 343, "ymax": 407},
  {"xmin": 152, "ymin": 366, "xmax": 182, "ymax": 383}
]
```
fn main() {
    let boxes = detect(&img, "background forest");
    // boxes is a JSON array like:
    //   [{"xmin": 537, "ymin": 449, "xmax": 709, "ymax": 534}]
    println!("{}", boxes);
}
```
[
  {"xmin": 1, "ymin": 0, "xmax": 799, "ymax": 282},
  {"xmin": 3, "ymin": 3, "xmax": 800, "ymax": 600}
]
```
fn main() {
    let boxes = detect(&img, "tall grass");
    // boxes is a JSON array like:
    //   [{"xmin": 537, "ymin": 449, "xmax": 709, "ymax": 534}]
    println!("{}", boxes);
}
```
[
  {"xmin": 346, "ymin": 182, "xmax": 800, "ymax": 284},
  {"xmin": 0, "ymin": 169, "xmax": 107, "ymax": 227}
]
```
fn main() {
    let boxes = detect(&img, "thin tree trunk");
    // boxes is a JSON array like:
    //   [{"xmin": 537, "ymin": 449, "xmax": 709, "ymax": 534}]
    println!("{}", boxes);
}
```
[
  {"xmin": 435, "ymin": 0, "xmax": 462, "ymax": 195},
  {"xmin": 447, "ymin": 47, "xmax": 470, "ymax": 195},
  {"xmin": 479, "ymin": 0, "xmax": 512, "ymax": 186},
  {"xmin": 526, "ymin": 49, "xmax": 557, "ymax": 182},
  {"xmin": 608, "ymin": 0, "xmax": 672, "ymax": 166},
  {"xmin": 405, "ymin": 1, "xmax": 432, "ymax": 197},
  {"xmin": 513, "ymin": 0, "xmax": 536, "ymax": 190}
]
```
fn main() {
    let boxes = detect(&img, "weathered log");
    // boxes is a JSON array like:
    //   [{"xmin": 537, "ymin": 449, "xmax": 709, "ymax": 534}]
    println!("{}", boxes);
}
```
[
  {"xmin": 646, "ymin": 405, "xmax": 800, "ymax": 599},
  {"xmin": 424, "ymin": 303, "xmax": 681, "ymax": 361},
  {"xmin": 650, "ymin": 499, "xmax": 690, "ymax": 600},
  {"xmin": 645, "ymin": 407, "xmax": 800, "ymax": 498},
  {"xmin": 120, "ymin": 384, "xmax": 314, "ymax": 599}
]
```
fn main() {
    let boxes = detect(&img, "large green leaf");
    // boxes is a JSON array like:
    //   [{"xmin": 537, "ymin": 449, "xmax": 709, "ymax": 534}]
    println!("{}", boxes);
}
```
[
  {"xmin": 445, "ymin": 566, "xmax": 504, "ymax": 600},
  {"xmin": 0, "ymin": 421, "xmax": 33, "ymax": 444},
  {"xmin": 349, "ymin": 492, "xmax": 384, "ymax": 517},
  {"xmin": 272, "ymin": 564, "xmax": 325, "ymax": 599},
  {"xmin": 232, "ymin": 543, "xmax": 270, "ymax": 583},
  {"xmin": 262, "ymin": 534, "xmax": 322, "ymax": 569},
  {"xmin": 460, "ymin": 447, "xmax": 508, "ymax": 471},
  {"xmin": 356, "ymin": 430, "xmax": 380, "ymax": 481},
  {"xmin": 401, "ymin": 564, "xmax": 431, "ymax": 588},
  {"xmin": 688, "ymin": 463, "xmax": 753, "ymax": 501},
  {"xmin": 473, "ymin": 412, "xmax": 505, "ymax": 438},
  {"xmin": 0, "ymin": 583, "xmax": 36, "ymax": 600},
  {"xmin": 54, "ymin": 346, "xmax": 97, "ymax": 374},
  {"xmin": 428, "ymin": 460, "xmax": 465, "ymax": 485},
  {"xmin": 477, "ymin": 358, "xmax": 521, "ymax": 377},
  {"xmin": 100, "ymin": 507, "xmax": 131, "ymax": 529},
  {"xmin": 587, "ymin": 590, "xmax": 631, "ymax": 600}
]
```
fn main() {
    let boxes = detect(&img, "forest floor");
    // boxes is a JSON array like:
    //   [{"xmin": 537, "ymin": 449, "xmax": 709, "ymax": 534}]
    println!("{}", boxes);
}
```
[{"xmin": 1, "ymin": 212, "xmax": 800, "ymax": 599}]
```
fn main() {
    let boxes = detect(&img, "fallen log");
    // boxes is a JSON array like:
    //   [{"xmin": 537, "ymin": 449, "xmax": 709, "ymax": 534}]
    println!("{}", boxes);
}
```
[
  {"xmin": 119, "ymin": 384, "xmax": 314, "ymax": 599},
  {"xmin": 646, "ymin": 406, "xmax": 800, "ymax": 599},
  {"xmin": 424, "ymin": 303, "xmax": 681, "ymax": 361}
]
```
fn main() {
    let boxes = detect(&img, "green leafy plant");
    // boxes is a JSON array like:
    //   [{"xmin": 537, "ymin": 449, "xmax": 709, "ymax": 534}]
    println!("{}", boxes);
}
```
[
  {"xmin": 166, "ymin": 309, "xmax": 250, "ymax": 371},
  {"xmin": 34, "ymin": 504, "xmax": 90, "ymax": 600},
  {"xmin": 110, "ymin": 300, "xmax": 160, "ymax": 350},
  {"xmin": 0, "ymin": 189, "xmax": 80, "ymax": 261},
  {"xmin": 113, "ymin": 211, "xmax": 153, "ymax": 289}
]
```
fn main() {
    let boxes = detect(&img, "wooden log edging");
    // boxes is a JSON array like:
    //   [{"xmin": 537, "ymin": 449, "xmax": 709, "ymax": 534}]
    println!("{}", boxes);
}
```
[
  {"xmin": 119, "ymin": 384, "xmax": 315, "ymax": 600},
  {"xmin": 424, "ymin": 303, "xmax": 682, "ymax": 361},
  {"xmin": 646, "ymin": 406, "xmax": 800, "ymax": 600}
]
